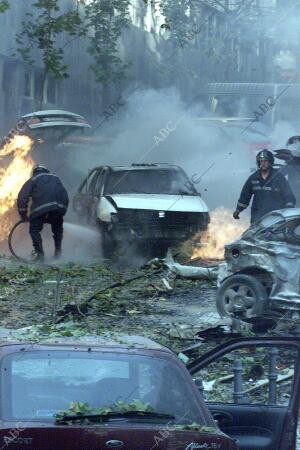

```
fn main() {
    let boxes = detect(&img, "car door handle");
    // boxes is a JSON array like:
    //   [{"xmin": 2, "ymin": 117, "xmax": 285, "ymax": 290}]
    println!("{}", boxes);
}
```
[{"xmin": 212, "ymin": 411, "xmax": 233, "ymax": 427}]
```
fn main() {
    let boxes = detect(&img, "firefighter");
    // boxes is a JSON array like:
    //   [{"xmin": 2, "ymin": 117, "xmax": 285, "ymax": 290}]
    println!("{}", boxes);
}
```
[
  {"xmin": 17, "ymin": 165, "xmax": 69, "ymax": 262},
  {"xmin": 233, "ymin": 149, "xmax": 296, "ymax": 224}
]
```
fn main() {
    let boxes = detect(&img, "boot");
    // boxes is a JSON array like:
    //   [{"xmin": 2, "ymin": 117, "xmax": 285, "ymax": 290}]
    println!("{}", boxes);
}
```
[{"xmin": 31, "ymin": 250, "xmax": 44, "ymax": 263}]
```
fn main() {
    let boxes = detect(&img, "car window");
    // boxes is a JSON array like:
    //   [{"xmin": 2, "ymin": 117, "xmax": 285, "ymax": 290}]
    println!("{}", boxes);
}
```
[
  {"xmin": 104, "ymin": 169, "xmax": 195, "ymax": 195},
  {"xmin": 94, "ymin": 170, "xmax": 105, "ymax": 195},
  {"xmin": 192, "ymin": 344, "xmax": 298, "ymax": 407},
  {"xmin": 78, "ymin": 170, "xmax": 98, "ymax": 195},
  {"xmin": 1, "ymin": 351, "xmax": 206, "ymax": 425},
  {"xmin": 87, "ymin": 171, "xmax": 100, "ymax": 195}
]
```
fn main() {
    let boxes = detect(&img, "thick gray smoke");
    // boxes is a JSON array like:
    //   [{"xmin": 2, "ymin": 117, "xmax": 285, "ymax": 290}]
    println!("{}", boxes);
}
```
[{"xmin": 68, "ymin": 87, "xmax": 256, "ymax": 211}]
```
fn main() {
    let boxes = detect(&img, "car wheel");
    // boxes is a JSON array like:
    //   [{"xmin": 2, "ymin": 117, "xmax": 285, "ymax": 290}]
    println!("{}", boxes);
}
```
[{"xmin": 216, "ymin": 274, "xmax": 268, "ymax": 321}]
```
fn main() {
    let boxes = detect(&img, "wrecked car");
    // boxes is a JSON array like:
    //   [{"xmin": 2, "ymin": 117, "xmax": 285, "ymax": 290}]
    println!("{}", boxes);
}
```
[
  {"xmin": 73, "ymin": 164, "xmax": 209, "ymax": 257},
  {"xmin": 0, "ymin": 110, "xmax": 91, "ymax": 175},
  {"xmin": 1, "ymin": 109, "xmax": 91, "ymax": 147},
  {"xmin": 216, "ymin": 208, "xmax": 300, "ymax": 323},
  {"xmin": 0, "ymin": 334, "xmax": 298, "ymax": 449}
]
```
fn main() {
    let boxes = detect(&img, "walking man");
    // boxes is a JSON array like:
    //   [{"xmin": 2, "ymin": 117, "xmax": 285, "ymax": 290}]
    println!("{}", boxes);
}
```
[
  {"xmin": 17, "ymin": 165, "xmax": 69, "ymax": 261},
  {"xmin": 233, "ymin": 150, "xmax": 296, "ymax": 224}
]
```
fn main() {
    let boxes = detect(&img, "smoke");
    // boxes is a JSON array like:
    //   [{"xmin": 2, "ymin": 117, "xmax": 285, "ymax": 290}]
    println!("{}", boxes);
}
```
[
  {"xmin": 271, "ymin": 120, "xmax": 299, "ymax": 150},
  {"xmin": 5, "ymin": 221, "xmax": 101, "ymax": 263},
  {"xmin": 67, "ymin": 87, "xmax": 255, "ymax": 212},
  {"xmin": 17, "ymin": 87, "xmax": 299, "ymax": 263}
]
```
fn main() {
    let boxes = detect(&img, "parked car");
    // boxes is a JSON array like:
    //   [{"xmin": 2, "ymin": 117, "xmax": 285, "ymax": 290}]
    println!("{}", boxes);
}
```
[
  {"xmin": 216, "ymin": 208, "xmax": 300, "ymax": 324},
  {"xmin": 0, "ymin": 334, "xmax": 298, "ymax": 449},
  {"xmin": 73, "ymin": 164, "xmax": 209, "ymax": 257}
]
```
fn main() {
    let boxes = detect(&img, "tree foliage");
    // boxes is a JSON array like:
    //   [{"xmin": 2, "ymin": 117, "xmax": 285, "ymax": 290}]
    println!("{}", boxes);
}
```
[
  {"xmin": 0, "ymin": 0, "xmax": 9, "ymax": 13},
  {"xmin": 15, "ymin": 0, "xmax": 83, "ymax": 81},
  {"xmin": 84, "ymin": 0, "xmax": 131, "ymax": 84}
]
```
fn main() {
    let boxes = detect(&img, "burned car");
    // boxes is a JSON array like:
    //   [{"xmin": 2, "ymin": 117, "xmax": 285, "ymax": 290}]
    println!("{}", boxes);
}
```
[
  {"xmin": 0, "ymin": 110, "xmax": 91, "ymax": 174},
  {"xmin": 1, "ymin": 109, "xmax": 91, "ymax": 147},
  {"xmin": 73, "ymin": 164, "xmax": 209, "ymax": 257},
  {"xmin": 216, "ymin": 208, "xmax": 300, "ymax": 323},
  {"xmin": 0, "ymin": 334, "xmax": 299, "ymax": 449}
]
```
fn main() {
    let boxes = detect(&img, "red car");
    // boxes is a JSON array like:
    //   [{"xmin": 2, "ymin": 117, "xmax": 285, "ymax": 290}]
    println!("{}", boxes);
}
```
[{"xmin": 0, "ymin": 335, "xmax": 298, "ymax": 449}]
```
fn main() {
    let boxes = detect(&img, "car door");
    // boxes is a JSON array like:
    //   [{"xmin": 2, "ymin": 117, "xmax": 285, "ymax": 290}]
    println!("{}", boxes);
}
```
[
  {"xmin": 88, "ymin": 169, "xmax": 106, "ymax": 224},
  {"xmin": 188, "ymin": 336, "xmax": 300, "ymax": 450},
  {"xmin": 73, "ymin": 169, "xmax": 100, "ymax": 223}
]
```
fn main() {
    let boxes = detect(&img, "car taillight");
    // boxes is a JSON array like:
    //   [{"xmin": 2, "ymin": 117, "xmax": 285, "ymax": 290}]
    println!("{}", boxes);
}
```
[{"xmin": 28, "ymin": 117, "xmax": 41, "ymax": 125}]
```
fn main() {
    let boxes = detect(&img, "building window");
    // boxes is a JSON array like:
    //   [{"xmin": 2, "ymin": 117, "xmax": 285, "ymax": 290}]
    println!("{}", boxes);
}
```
[{"xmin": 24, "ymin": 70, "xmax": 34, "ymax": 98}]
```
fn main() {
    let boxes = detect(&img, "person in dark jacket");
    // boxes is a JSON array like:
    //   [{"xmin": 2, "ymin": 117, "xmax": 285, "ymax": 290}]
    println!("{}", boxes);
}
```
[
  {"xmin": 17, "ymin": 165, "xmax": 69, "ymax": 261},
  {"xmin": 233, "ymin": 149, "xmax": 296, "ymax": 224}
]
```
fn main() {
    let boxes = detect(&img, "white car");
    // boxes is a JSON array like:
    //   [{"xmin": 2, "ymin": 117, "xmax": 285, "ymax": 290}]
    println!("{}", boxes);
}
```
[{"xmin": 73, "ymin": 164, "xmax": 209, "ymax": 257}]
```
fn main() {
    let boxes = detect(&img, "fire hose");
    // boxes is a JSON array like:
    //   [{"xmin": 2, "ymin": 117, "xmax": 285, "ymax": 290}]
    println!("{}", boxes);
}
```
[
  {"xmin": 8, "ymin": 220, "xmax": 30, "ymax": 263},
  {"xmin": 8, "ymin": 220, "xmax": 59, "ymax": 268}
]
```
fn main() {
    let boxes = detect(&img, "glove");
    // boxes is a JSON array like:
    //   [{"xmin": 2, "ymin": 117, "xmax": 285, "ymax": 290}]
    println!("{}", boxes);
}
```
[{"xmin": 233, "ymin": 210, "xmax": 240, "ymax": 220}]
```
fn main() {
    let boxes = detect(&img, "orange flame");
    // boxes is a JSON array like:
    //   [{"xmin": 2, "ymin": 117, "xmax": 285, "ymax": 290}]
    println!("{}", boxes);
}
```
[
  {"xmin": 0, "ymin": 135, "xmax": 34, "ymax": 242},
  {"xmin": 192, "ymin": 207, "xmax": 249, "ymax": 260}
]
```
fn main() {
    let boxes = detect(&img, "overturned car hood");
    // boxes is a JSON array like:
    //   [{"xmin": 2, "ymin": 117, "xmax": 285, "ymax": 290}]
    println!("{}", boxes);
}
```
[{"xmin": 107, "ymin": 193, "xmax": 209, "ymax": 213}]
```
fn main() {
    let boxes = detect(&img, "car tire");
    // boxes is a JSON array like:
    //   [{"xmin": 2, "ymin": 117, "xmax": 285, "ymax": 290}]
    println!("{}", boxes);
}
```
[{"xmin": 216, "ymin": 274, "xmax": 268, "ymax": 321}]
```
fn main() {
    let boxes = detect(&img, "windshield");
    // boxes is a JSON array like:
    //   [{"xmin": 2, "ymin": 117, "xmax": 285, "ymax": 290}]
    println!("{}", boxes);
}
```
[
  {"xmin": 1, "ymin": 351, "xmax": 204, "ymax": 424},
  {"xmin": 104, "ymin": 169, "xmax": 196, "ymax": 195}
]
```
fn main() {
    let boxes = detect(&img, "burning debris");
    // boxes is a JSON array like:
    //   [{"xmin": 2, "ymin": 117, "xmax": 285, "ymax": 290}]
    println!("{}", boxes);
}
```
[
  {"xmin": 192, "ymin": 207, "xmax": 249, "ymax": 260},
  {"xmin": 0, "ymin": 135, "xmax": 34, "ymax": 243}
]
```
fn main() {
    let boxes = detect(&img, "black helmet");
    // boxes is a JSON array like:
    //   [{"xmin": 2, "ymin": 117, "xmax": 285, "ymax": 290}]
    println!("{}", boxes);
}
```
[
  {"xmin": 32, "ymin": 164, "xmax": 49, "ymax": 176},
  {"xmin": 256, "ymin": 149, "xmax": 274, "ymax": 167}
]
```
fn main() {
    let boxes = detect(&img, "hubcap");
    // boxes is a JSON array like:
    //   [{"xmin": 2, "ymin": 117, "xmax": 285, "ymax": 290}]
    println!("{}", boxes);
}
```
[{"xmin": 223, "ymin": 283, "xmax": 256, "ymax": 318}]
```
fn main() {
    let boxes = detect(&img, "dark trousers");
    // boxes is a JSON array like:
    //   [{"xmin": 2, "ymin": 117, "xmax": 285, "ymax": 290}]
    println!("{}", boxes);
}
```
[{"xmin": 29, "ymin": 211, "xmax": 64, "ymax": 255}]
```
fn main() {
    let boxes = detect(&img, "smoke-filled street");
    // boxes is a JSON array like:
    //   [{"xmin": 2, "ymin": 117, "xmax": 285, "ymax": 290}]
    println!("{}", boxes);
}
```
[{"xmin": 1, "ymin": 1, "xmax": 300, "ymax": 449}]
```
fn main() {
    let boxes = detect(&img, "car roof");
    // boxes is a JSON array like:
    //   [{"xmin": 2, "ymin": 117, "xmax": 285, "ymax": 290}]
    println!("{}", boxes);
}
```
[{"xmin": 0, "ymin": 333, "xmax": 172, "ymax": 353}]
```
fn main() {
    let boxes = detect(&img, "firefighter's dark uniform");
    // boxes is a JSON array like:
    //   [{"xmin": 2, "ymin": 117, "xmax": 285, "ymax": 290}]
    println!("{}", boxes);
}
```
[
  {"xmin": 235, "ymin": 168, "xmax": 296, "ymax": 224},
  {"xmin": 17, "ymin": 167, "xmax": 69, "ymax": 257}
]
